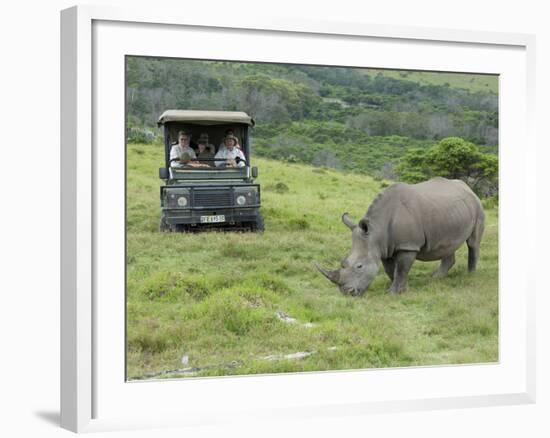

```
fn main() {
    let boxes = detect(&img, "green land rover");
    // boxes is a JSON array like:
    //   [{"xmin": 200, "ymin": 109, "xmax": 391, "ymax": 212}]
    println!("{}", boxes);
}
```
[{"xmin": 158, "ymin": 110, "xmax": 264, "ymax": 232}]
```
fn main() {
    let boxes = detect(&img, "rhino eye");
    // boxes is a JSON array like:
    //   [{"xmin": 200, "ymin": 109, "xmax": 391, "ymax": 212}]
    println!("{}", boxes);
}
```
[{"xmin": 356, "ymin": 263, "xmax": 363, "ymax": 269}]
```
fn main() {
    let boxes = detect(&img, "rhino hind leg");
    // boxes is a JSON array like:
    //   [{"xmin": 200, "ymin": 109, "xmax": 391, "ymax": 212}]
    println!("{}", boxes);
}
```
[
  {"xmin": 389, "ymin": 251, "xmax": 417, "ymax": 294},
  {"xmin": 467, "ymin": 218, "xmax": 484, "ymax": 272},
  {"xmin": 433, "ymin": 253, "xmax": 456, "ymax": 278},
  {"xmin": 467, "ymin": 244, "xmax": 479, "ymax": 272}
]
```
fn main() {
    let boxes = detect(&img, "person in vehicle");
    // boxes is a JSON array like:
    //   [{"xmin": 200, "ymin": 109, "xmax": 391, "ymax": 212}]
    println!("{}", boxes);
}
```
[
  {"xmin": 214, "ymin": 134, "xmax": 246, "ymax": 168},
  {"xmin": 218, "ymin": 128, "xmax": 242, "ymax": 151},
  {"xmin": 198, "ymin": 132, "xmax": 215, "ymax": 152},
  {"xmin": 196, "ymin": 136, "xmax": 215, "ymax": 166},
  {"xmin": 170, "ymin": 131, "xmax": 196, "ymax": 167}
]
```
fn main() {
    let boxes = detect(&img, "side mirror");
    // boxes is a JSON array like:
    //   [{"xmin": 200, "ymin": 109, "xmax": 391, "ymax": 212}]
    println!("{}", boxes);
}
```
[
  {"xmin": 159, "ymin": 167, "xmax": 169, "ymax": 179},
  {"xmin": 251, "ymin": 167, "xmax": 258, "ymax": 178}
]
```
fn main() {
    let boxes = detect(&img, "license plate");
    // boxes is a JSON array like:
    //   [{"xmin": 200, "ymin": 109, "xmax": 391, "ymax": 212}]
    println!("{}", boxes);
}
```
[{"xmin": 200, "ymin": 215, "xmax": 225, "ymax": 223}]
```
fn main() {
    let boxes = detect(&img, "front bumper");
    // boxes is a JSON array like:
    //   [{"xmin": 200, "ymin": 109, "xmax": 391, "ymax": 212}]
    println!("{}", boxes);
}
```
[{"xmin": 162, "ymin": 206, "xmax": 260, "ymax": 225}]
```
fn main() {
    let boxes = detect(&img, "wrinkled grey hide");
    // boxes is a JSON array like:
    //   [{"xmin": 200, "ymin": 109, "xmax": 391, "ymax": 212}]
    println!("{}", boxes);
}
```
[{"xmin": 317, "ymin": 177, "xmax": 485, "ymax": 296}]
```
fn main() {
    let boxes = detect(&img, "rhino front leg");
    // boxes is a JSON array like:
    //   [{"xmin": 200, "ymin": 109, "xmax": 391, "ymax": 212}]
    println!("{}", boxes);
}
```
[
  {"xmin": 382, "ymin": 258, "xmax": 395, "ymax": 281},
  {"xmin": 433, "ymin": 253, "xmax": 455, "ymax": 278},
  {"xmin": 389, "ymin": 251, "xmax": 417, "ymax": 294}
]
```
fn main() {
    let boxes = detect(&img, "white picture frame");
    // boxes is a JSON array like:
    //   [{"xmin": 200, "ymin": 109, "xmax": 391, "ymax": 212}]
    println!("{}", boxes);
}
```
[{"xmin": 60, "ymin": 5, "xmax": 536, "ymax": 433}]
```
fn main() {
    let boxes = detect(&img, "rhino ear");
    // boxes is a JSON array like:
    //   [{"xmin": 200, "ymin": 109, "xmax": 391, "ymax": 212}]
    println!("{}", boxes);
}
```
[{"xmin": 358, "ymin": 218, "xmax": 369, "ymax": 234}]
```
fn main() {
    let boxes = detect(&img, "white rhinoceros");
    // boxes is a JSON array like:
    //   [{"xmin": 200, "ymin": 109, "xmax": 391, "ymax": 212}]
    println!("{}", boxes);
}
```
[{"xmin": 317, "ymin": 177, "xmax": 485, "ymax": 296}]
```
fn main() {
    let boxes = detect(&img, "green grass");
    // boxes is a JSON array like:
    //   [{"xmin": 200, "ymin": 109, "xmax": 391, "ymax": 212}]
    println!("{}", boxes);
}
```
[
  {"xmin": 126, "ymin": 143, "xmax": 498, "ymax": 380},
  {"xmin": 361, "ymin": 69, "xmax": 498, "ymax": 94}
]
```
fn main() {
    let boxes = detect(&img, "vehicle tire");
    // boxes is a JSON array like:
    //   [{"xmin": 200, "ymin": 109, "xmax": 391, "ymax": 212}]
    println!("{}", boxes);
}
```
[
  {"xmin": 159, "ymin": 217, "xmax": 170, "ymax": 232},
  {"xmin": 250, "ymin": 214, "xmax": 265, "ymax": 233}
]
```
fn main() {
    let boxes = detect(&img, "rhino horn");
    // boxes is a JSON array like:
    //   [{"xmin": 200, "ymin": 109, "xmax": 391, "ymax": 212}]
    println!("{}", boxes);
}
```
[
  {"xmin": 315, "ymin": 263, "xmax": 341, "ymax": 285},
  {"xmin": 341, "ymin": 212, "xmax": 356, "ymax": 230}
]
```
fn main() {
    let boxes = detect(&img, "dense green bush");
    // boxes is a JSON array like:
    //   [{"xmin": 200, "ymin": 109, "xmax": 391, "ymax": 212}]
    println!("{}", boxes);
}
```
[
  {"xmin": 396, "ymin": 137, "xmax": 498, "ymax": 197},
  {"xmin": 127, "ymin": 127, "xmax": 158, "ymax": 144}
]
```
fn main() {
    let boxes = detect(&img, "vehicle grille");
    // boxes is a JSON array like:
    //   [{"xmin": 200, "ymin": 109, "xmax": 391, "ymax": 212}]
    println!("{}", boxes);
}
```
[{"xmin": 193, "ymin": 190, "xmax": 233, "ymax": 207}]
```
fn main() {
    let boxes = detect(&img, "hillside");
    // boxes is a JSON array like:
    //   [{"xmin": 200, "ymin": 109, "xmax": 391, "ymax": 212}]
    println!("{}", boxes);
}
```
[
  {"xmin": 126, "ymin": 57, "xmax": 499, "ymax": 178},
  {"xmin": 126, "ymin": 143, "xmax": 498, "ymax": 379},
  {"xmin": 252, "ymin": 122, "xmax": 431, "ymax": 176},
  {"xmin": 362, "ymin": 69, "xmax": 498, "ymax": 94}
]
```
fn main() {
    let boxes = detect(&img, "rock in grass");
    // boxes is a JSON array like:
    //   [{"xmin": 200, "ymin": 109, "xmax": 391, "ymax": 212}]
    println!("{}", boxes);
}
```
[
  {"xmin": 276, "ymin": 311, "xmax": 297, "ymax": 324},
  {"xmin": 181, "ymin": 354, "xmax": 189, "ymax": 365},
  {"xmin": 262, "ymin": 351, "xmax": 316, "ymax": 361}
]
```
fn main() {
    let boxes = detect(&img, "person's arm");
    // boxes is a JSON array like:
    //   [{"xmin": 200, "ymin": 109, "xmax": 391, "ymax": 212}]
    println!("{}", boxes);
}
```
[
  {"xmin": 169, "ymin": 146, "xmax": 181, "ymax": 167},
  {"xmin": 236, "ymin": 149, "xmax": 246, "ymax": 167}
]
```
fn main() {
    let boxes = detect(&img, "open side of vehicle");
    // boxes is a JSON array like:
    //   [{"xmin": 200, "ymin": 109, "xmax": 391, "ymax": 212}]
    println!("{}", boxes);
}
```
[{"xmin": 157, "ymin": 110, "xmax": 264, "ymax": 232}]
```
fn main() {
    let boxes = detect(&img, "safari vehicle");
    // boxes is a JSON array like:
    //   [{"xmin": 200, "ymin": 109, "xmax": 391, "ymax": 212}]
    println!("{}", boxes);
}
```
[{"xmin": 157, "ymin": 110, "xmax": 264, "ymax": 232}]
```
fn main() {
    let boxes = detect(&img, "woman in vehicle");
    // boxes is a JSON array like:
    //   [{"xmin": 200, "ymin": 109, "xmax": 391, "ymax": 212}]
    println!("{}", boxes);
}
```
[{"xmin": 214, "ymin": 134, "xmax": 246, "ymax": 168}]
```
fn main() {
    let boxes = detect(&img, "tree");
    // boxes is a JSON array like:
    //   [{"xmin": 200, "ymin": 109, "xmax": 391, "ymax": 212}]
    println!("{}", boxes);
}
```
[
  {"xmin": 236, "ymin": 74, "xmax": 321, "ymax": 123},
  {"xmin": 428, "ymin": 137, "xmax": 485, "ymax": 179},
  {"xmin": 395, "ymin": 148, "xmax": 432, "ymax": 183},
  {"xmin": 396, "ymin": 137, "xmax": 498, "ymax": 197}
]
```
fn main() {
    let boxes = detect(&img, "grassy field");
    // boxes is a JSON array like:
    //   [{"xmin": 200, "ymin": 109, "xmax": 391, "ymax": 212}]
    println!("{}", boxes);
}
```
[
  {"xmin": 361, "ymin": 69, "xmax": 498, "ymax": 94},
  {"xmin": 126, "ymin": 143, "xmax": 498, "ymax": 380}
]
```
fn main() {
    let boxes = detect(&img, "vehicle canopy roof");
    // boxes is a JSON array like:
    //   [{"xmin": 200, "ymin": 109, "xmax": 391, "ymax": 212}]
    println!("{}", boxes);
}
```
[{"xmin": 157, "ymin": 110, "xmax": 255, "ymax": 127}]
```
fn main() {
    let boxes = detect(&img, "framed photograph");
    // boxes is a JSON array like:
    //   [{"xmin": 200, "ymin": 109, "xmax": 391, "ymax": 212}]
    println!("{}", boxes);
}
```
[{"xmin": 61, "ymin": 5, "xmax": 536, "ymax": 433}]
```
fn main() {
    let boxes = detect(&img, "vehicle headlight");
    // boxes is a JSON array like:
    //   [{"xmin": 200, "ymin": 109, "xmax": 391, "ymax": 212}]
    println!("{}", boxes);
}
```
[
  {"xmin": 235, "ymin": 187, "xmax": 257, "ymax": 206},
  {"xmin": 165, "ymin": 188, "xmax": 190, "ymax": 208}
]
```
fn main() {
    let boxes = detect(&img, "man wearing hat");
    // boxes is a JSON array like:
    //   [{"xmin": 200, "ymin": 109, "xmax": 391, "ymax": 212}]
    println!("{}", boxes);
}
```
[
  {"xmin": 170, "ymin": 130, "xmax": 196, "ymax": 167},
  {"xmin": 214, "ymin": 134, "xmax": 246, "ymax": 168}
]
